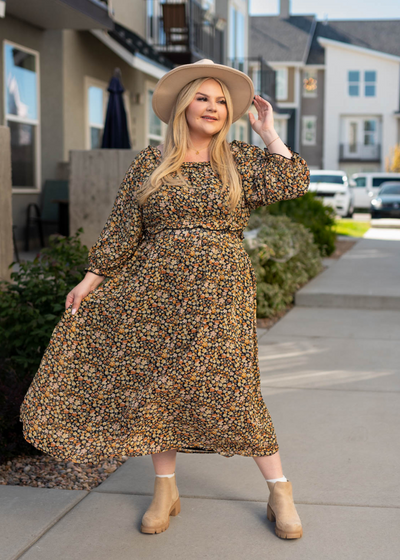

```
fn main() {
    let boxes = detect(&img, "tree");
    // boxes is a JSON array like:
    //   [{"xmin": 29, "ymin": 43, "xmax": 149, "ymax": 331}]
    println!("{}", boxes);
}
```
[{"xmin": 385, "ymin": 144, "xmax": 400, "ymax": 172}]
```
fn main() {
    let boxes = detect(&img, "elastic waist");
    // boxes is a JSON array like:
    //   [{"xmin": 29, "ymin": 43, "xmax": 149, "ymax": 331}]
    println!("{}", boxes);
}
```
[{"xmin": 144, "ymin": 226, "xmax": 244, "ymax": 240}]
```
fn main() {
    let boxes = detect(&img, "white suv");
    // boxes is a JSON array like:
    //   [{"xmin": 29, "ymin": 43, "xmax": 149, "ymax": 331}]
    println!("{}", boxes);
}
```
[{"xmin": 309, "ymin": 170, "xmax": 354, "ymax": 217}]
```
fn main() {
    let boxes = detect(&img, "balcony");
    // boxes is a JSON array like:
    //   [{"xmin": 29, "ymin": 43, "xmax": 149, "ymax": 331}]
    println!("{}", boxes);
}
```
[
  {"xmin": 227, "ymin": 57, "xmax": 276, "ymax": 105},
  {"xmin": 6, "ymin": 0, "xmax": 114, "ymax": 30},
  {"xmin": 147, "ymin": 0, "xmax": 225, "ymax": 65},
  {"xmin": 339, "ymin": 143, "xmax": 381, "ymax": 162}
]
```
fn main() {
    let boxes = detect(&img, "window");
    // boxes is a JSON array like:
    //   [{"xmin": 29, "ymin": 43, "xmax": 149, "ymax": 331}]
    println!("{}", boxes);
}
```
[
  {"xmin": 276, "ymin": 68, "xmax": 288, "ymax": 100},
  {"xmin": 229, "ymin": 6, "xmax": 245, "ymax": 71},
  {"xmin": 147, "ymin": 88, "xmax": 163, "ymax": 146},
  {"xmin": 365, "ymin": 71, "xmax": 376, "ymax": 97},
  {"xmin": 354, "ymin": 177, "xmax": 366, "ymax": 187},
  {"xmin": 364, "ymin": 120, "xmax": 376, "ymax": 145},
  {"xmin": 348, "ymin": 70, "xmax": 376, "ymax": 97},
  {"xmin": 4, "ymin": 41, "xmax": 40, "ymax": 191},
  {"xmin": 303, "ymin": 69, "xmax": 318, "ymax": 98},
  {"xmin": 85, "ymin": 77, "xmax": 131, "ymax": 149},
  {"xmin": 88, "ymin": 86, "xmax": 106, "ymax": 148},
  {"xmin": 302, "ymin": 116, "xmax": 317, "ymax": 146},
  {"xmin": 348, "ymin": 71, "xmax": 360, "ymax": 96}
]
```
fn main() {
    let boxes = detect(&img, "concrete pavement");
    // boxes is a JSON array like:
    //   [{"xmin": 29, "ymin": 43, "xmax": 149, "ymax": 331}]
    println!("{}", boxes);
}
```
[{"xmin": 1, "ymin": 233, "xmax": 400, "ymax": 560}]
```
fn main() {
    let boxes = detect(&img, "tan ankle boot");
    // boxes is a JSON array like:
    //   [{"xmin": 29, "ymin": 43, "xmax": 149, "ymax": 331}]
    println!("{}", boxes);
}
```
[
  {"xmin": 140, "ymin": 475, "xmax": 181, "ymax": 534},
  {"xmin": 266, "ymin": 480, "xmax": 303, "ymax": 539}
]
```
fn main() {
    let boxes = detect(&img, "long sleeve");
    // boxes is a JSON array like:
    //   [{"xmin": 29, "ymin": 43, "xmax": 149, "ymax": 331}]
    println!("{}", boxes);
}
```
[
  {"xmin": 230, "ymin": 140, "xmax": 310, "ymax": 210},
  {"xmin": 85, "ymin": 149, "xmax": 150, "ymax": 278}
]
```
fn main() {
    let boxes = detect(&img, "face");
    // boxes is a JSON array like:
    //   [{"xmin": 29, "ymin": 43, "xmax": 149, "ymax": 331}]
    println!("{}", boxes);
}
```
[{"xmin": 185, "ymin": 79, "xmax": 228, "ymax": 140}]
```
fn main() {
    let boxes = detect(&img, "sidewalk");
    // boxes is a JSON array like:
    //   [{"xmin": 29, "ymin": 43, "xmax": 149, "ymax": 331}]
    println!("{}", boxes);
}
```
[{"xmin": 1, "ymin": 233, "xmax": 400, "ymax": 560}]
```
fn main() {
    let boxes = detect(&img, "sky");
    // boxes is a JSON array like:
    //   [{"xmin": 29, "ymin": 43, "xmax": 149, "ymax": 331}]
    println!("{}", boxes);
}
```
[{"xmin": 249, "ymin": 0, "xmax": 400, "ymax": 20}]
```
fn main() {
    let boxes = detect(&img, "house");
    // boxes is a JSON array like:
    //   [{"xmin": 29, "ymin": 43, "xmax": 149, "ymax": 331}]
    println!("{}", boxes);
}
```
[
  {"xmin": 3, "ymin": 0, "xmax": 253, "ymax": 252},
  {"xmin": 249, "ymin": 0, "xmax": 400, "ymax": 174}
]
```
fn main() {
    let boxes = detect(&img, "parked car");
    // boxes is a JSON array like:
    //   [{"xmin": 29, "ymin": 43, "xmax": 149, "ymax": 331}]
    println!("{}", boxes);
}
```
[
  {"xmin": 349, "ymin": 172, "xmax": 400, "ymax": 209},
  {"xmin": 308, "ymin": 170, "xmax": 354, "ymax": 217},
  {"xmin": 370, "ymin": 182, "xmax": 400, "ymax": 219}
]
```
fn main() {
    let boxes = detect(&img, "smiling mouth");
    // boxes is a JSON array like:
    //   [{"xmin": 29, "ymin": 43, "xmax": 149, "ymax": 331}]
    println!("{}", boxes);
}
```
[{"xmin": 202, "ymin": 116, "xmax": 217, "ymax": 121}]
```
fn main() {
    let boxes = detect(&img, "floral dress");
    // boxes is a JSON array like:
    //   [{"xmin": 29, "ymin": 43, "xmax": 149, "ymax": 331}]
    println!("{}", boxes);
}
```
[{"xmin": 20, "ymin": 140, "xmax": 310, "ymax": 464}]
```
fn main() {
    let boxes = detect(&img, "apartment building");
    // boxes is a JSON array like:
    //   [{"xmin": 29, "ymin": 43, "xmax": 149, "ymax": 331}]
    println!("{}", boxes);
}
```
[{"xmin": 250, "ymin": 0, "xmax": 400, "ymax": 174}]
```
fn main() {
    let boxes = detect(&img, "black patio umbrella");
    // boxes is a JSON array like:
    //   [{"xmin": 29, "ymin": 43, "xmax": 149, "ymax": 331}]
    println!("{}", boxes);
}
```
[{"xmin": 101, "ymin": 68, "xmax": 131, "ymax": 149}]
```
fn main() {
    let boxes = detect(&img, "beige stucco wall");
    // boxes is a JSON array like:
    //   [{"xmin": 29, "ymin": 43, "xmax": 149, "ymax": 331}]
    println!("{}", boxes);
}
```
[
  {"xmin": 0, "ymin": 15, "xmax": 65, "ymax": 246},
  {"xmin": 62, "ymin": 30, "xmax": 158, "ymax": 159},
  {"xmin": 112, "ymin": 0, "xmax": 147, "ymax": 38},
  {"xmin": 0, "ymin": 127, "xmax": 13, "ymax": 279}
]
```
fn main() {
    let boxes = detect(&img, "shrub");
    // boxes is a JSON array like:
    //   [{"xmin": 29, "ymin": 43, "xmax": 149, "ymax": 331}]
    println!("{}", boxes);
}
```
[
  {"xmin": 0, "ymin": 229, "xmax": 89, "ymax": 463},
  {"xmin": 255, "ymin": 192, "xmax": 337, "ymax": 257},
  {"xmin": 244, "ymin": 213, "xmax": 323, "ymax": 318}
]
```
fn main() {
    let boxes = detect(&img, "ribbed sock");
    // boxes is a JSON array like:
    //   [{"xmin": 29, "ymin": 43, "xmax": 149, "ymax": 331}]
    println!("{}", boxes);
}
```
[
  {"xmin": 265, "ymin": 475, "xmax": 287, "ymax": 483},
  {"xmin": 155, "ymin": 473, "xmax": 175, "ymax": 478}
]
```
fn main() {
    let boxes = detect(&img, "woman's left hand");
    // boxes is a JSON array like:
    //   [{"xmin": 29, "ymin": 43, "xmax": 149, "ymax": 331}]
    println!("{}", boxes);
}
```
[{"xmin": 248, "ymin": 95, "xmax": 275, "ymax": 136}]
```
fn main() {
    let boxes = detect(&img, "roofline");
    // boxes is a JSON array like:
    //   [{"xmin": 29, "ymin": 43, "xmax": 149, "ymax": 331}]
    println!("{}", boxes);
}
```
[
  {"xmin": 303, "ymin": 17, "xmax": 317, "ymax": 64},
  {"xmin": 91, "ymin": 30, "xmax": 170, "ymax": 80},
  {"xmin": 317, "ymin": 37, "xmax": 400, "ymax": 63}
]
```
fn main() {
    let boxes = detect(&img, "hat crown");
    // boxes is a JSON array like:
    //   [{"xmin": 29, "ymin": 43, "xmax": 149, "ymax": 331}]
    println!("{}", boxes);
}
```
[{"xmin": 194, "ymin": 59, "xmax": 215, "ymax": 65}]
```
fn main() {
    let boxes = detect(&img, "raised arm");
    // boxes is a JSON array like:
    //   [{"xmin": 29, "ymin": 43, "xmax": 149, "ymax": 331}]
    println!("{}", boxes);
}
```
[{"xmin": 231, "ymin": 139, "xmax": 310, "ymax": 210}]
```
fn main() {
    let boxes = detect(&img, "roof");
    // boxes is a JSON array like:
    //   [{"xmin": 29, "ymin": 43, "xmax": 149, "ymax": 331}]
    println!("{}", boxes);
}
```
[
  {"xmin": 250, "ymin": 15, "xmax": 317, "ymax": 63},
  {"xmin": 308, "ymin": 19, "xmax": 400, "ymax": 64},
  {"xmin": 250, "ymin": 15, "xmax": 400, "ymax": 65}
]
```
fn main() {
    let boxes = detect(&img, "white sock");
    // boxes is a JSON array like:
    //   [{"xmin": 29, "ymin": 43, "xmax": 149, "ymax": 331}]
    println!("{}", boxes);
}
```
[
  {"xmin": 155, "ymin": 473, "xmax": 175, "ymax": 478},
  {"xmin": 265, "ymin": 475, "xmax": 287, "ymax": 483}
]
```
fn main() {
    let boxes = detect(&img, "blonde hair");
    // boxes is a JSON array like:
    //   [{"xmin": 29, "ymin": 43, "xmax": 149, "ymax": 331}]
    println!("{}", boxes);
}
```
[{"xmin": 135, "ymin": 77, "xmax": 242, "ymax": 212}]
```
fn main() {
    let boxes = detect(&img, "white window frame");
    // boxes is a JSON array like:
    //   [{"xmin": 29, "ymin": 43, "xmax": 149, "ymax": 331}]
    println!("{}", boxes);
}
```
[
  {"xmin": 4, "ymin": 40, "xmax": 41, "ymax": 194},
  {"xmin": 84, "ymin": 76, "xmax": 132, "ymax": 150},
  {"xmin": 348, "ymin": 70, "xmax": 360, "ymax": 97},
  {"xmin": 145, "ymin": 80, "xmax": 165, "ymax": 147},
  {"xmin": 302, "ymin": 68, "xmax": 318, "ymax": 98},
  {"xmin": 275, "ymin": 67, "xmax": 288, "ymax": 101},
  {"xmin": 364, "ymin": 70, "xmax": 376, "ymax": 97},
  {"xmin": 302, "ymin": 115, "xmax": 317, "ymax": 146}
]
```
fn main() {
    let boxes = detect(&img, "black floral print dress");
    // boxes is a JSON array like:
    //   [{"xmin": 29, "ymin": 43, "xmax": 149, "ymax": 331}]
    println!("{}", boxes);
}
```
[{"xmin": 20, "ymin": 140, "xmax": 310, "ymax": 464}]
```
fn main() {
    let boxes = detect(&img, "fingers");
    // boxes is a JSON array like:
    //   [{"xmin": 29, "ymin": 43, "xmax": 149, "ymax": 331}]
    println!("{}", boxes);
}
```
[
  {"xmin": 65, "ymin": 292, "xmax": 74, "ymax": 311},
  {"xmin": 71, "ymin": 295, "xmax": 82, "ymax": 315}
]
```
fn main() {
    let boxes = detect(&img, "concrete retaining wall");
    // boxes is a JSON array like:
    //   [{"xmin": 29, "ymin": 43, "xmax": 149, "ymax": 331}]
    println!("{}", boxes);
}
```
[
  {"xmin": 69, "ymin": 150, "xmax": 140, "ymax": 249},
  {"xmin": 0, "ymin": 126, "xmax": 13, "ymax": 281}
]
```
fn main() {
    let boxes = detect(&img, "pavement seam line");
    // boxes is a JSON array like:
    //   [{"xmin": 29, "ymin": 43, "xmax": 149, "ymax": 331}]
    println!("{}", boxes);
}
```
[
  {"xmin": 11, "ymin": 492, "xmax": 89, "ymax": 560},
  {"xmin": 89, "ymin": 490, "xmax": 400, "ymax": 508}
]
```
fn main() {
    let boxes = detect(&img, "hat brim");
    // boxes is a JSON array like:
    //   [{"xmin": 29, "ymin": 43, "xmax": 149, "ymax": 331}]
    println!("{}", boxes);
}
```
[{"xmin": 152, "ymin": 62, "xmax": 255, "ymax": 124}]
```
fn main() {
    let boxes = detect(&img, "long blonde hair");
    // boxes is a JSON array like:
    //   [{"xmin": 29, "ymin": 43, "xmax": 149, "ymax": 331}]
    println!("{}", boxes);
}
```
[{"xmin": 135, "ymin": 77, "xmax": 243, "ymax": 212}]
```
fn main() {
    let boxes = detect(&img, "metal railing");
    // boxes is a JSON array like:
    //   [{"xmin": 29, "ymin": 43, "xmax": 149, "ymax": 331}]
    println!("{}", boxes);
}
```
[
  {"xmin": 147, "ymin": 0, "xmax": 224, "ymax": 64},
  {"xmin": 227, "ymin": 56, "xmax": 276, "ymax": 103},
  {"xmin": 339, "ymin": 143, "xmax": 381, "ymax": 161}
]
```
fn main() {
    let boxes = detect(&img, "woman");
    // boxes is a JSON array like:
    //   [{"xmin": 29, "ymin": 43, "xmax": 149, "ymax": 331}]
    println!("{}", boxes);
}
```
[{"xmin": 20, "ymin": 59, "xmax": 310, "ymax": 539}]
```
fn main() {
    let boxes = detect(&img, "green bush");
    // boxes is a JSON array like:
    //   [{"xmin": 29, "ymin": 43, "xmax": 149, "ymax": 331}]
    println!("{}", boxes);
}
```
[
  {"xmin": 244, "ymin": 213, "xmax": 323, "ymax": 318},
  {"xmin": 255, "ymin": 192, "xmax": 337, "ymax": 257},
  {"xmin": 0, "ymin": 229, "xmax": 89, "ymax": 463}
]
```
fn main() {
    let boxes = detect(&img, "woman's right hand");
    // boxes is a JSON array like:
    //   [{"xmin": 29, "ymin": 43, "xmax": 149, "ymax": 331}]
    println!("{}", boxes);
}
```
[{"xmin": 65, "ymin": 272, "xmax": 105, "ymax": 314}]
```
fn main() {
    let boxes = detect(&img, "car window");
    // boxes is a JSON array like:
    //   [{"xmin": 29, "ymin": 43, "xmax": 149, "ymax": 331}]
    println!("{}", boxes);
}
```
[
  {"xmin": 309, "ymin": 175, "xmax": 344, "ymax": 184},
  {"xmin": 379, "ymin": 185, "xmax": 400, "ymax": 195},
  {"xmin": 372, "ymin": 177, "xmax": 400, "ymax": 187},
  {"xmin": 354, "ymin": 177, "xmax": 366, "ymax": 187}
]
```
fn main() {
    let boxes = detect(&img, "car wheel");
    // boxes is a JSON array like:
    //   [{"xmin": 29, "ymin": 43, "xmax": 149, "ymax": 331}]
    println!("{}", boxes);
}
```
[{"xmin": 345, "ymin": 202, "xmax": 354, "ymax": 218}]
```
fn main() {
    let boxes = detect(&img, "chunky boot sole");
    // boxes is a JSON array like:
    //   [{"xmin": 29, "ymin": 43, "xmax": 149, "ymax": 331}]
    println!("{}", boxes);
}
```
[
  {"xmin": 267, "ymin": 503, "xmax": 303, "ymax": 539},
  {"xmin": 140, "ymin": 497, "xmax": 181, "ymax": 534}
]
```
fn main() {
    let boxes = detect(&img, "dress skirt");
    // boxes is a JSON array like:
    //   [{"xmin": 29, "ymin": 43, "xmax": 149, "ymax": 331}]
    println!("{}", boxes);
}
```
[{"xmin": 20, "ymin": 140, "xmax": 310, "ymax": 463}]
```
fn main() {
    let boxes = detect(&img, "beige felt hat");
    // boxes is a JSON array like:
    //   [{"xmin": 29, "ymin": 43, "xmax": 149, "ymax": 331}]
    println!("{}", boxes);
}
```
[{"xmin": 152, "ymin": 59, "xmax": 255, "ymax": 124}]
